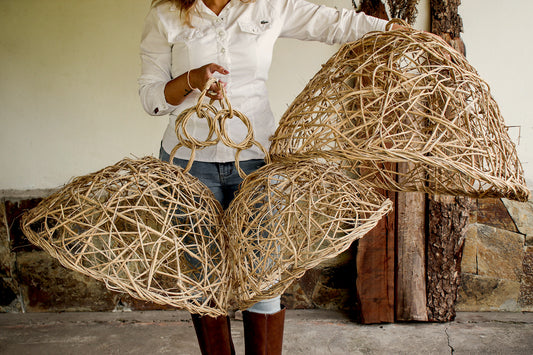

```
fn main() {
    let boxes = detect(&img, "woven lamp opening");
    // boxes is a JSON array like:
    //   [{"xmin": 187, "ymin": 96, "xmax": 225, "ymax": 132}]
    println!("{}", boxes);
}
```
[{"xmin": 270, "ymin": 28, "xmax": 529, "ymax": 201}]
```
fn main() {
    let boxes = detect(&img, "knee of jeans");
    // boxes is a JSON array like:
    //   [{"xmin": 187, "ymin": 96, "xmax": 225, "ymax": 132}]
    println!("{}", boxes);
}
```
[
  {"xmin": 246, "ymin": 295, "xmax": 281, "ymax": 314},
  {"xmin": 159, "ymin": 145, "xmax": 170, "ymax": 162}
]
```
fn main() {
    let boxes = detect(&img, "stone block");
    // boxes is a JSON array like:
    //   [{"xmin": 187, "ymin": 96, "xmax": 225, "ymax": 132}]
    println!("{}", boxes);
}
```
[
  {"xmin": 1, "ymin": 202, "xmax": 13, "ymax": 275},
  {"xmin": 519, "ymin": 247, "xmax": 533, "ymax": 311},
  {"xmin": 475, "ymin": 198, "xmax": 519, "ymax": 232},
  {"xmin": 4, "ymin": 199, "xmax": 42, "ymax": 253},
  {"xmin": 461, "ymin": 223, "xmax": 478, "ymax": 274},
  {"xmin": 282, "ymin": 252, "xmax": 358, "ymax": 311},
  {"xmin": 461, "ymin": 224, "xmax": 524, "ymax": 281},
  {"xmin": 502, "ymin": 199, "xmax": 533, "ymax": 245},
  {"xmin": 1, "ymin": 201, "xmax": 20, "ymax": 312},
  {"xmin": 281, "ymin": 281, "xmax": 315, "ymax": 310},
  {"xmin": 16, "ymin": 251, "xmax": 118, "ymax": 312},
  {"xmin": 457, "ymin": 273, "xmax": 521, "ymax": 311},
  {"xmin": 0, "ymin": 277, "xmax": 17, "ymax": 306}
]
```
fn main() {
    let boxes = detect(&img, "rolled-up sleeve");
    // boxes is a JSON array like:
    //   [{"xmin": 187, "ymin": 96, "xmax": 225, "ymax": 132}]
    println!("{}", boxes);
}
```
[
  {"xmin": 138, "ymin": 8, "xmax": 178, "ymax": 116},
  {"xmin": 279, "ymin": 0, "xmax": 387, "ymax": 44}
]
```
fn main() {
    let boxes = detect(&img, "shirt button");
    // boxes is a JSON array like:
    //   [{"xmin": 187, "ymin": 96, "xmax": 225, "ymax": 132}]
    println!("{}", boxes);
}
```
[
  {"xmin": 218, "ymin": 31, "xmax": 225, "ymax": 38},
  {"xmin": 221, "ymin": 48, "xmax": 226, "ymax": 54}
]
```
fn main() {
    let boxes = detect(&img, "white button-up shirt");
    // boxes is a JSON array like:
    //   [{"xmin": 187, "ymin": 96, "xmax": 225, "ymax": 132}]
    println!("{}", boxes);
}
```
[{"xmin": 139, "ymin": 0, "xmax": 387, "ymax": 162}]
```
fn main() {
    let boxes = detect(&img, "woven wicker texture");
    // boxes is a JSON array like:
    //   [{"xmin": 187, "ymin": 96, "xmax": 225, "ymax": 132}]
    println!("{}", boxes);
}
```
[
  {"xmin": 224, "ymin": 160, "xmax": 393, "ymax": 309},
  {"xmin": 21, "ymin": 156, "xmax": 230, "ymax": 316},
  {"xmin": 269, "ymin": 26, "xmax": 529, "ymax": 201}
]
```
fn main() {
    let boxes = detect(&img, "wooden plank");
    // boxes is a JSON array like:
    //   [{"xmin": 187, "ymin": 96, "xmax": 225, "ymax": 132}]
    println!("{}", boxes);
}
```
[
  {"xmin": 353, "ymin": 0, "xmax": 395, "ymax": 325},
  {"xmin": 395, "ymin": 163, "xmax": 428, "ymax": 322},
  {"xmin": 356, "ymin": 189, "xmax": 395, "ymax": 324}
]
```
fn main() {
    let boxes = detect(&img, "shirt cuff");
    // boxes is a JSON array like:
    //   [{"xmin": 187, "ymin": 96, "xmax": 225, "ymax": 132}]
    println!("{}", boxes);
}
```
[{"xmin": 140, "ymin": 81, "xmax": 179, "ymax": 116}]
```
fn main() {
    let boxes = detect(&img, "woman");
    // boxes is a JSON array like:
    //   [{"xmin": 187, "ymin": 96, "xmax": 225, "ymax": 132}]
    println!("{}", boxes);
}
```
[{"xmin": 139, "ymin": 1, "xmax": 396, "ymax": 353}]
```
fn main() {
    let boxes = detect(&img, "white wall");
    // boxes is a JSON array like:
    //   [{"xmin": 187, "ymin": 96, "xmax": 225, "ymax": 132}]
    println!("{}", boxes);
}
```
[
  {"xmin": 0, "ymin": 0, "xmax": 164, "ymax": 190},
  {"xmin": 6, "ymin": 1, "xmax": 528, "ymax": 191},
  {"xmin": 268, "ymin": 0, "xmax": 430, "ymax": 120},
  {"xmin": 460, "ymin": 1, "xmax": 533, "ymax": 188}
]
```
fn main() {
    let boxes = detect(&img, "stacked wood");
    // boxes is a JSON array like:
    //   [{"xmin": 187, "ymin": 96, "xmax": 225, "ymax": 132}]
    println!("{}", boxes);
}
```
[{"xmin": 355, "ymin": 0, "xmax": 474, "ymax": 323}]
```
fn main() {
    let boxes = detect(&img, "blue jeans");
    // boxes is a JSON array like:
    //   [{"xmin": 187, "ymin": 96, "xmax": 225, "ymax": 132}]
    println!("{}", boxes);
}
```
[
  {"xmin": 159, "ymin": 146, "xmax": 281, "ymax": 314},
  {"xmin": 159, "ymin": 146, "xmax": 264, "ymax": 209}
]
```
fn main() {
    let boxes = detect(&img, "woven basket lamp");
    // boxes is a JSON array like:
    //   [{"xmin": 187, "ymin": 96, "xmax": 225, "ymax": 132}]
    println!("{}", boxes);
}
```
[
  {"xmin": 21, "ymin": 157, "xmax": 231, "ymax": 316},
  {"xmin": 224, "ymin": 160, "xmax": 393, "ymax": 309},
  {"xmin": 269, "ymin": 25, "xmax": 530, "ymax": 201}
]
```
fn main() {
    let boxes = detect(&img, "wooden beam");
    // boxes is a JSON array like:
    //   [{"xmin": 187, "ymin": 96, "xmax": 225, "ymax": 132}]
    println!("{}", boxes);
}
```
[
  {"xmin": 356, "ymin": 189, "xmax": 395, "ymax": 324},
  {"xmin": 354, "ymin": 0, "xmax": 395, "ymax": 324},
  {"xmin": 395, "ymin": 163, "xmax": 428, "ymax": 321}
]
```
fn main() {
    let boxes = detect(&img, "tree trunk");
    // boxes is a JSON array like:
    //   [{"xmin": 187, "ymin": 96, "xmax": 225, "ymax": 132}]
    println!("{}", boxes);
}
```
[
  {"xmin": 356, "ymin": 0, "xmax": 390, "ymax": 20},
  {"xmin": 427, "ymin": 0, "xmax": 469, "ymax": 322},
  {"xmin": 426, "ymin": 196, "xmax": 472, "ymax": 321},
  {"xmin": 430, "ymin": 0, "xmax": 466, "ymax": 55}
]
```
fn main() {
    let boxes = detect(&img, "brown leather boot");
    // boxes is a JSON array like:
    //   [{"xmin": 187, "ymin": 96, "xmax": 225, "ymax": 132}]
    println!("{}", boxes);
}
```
[
  {"xmin": 242, "ymin": 306, "xmax": 286, "ymax": 355},
  {"xmin": 191, "ymin": 314, "xmax": 235, "ymax": 355}
]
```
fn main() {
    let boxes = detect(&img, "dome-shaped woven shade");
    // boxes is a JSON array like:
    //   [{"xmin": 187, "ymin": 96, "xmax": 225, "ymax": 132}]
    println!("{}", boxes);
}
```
[
  {"xmin": 269, "ymin": 28, "xmax": 529, "ymax": 201},
  {"xmin": 224, "ymin": 161, "xmax": 393, "ymax": 309},
  {"xmin": 21, "ymin": 156, "xmax": 230, "ymax": 316}
]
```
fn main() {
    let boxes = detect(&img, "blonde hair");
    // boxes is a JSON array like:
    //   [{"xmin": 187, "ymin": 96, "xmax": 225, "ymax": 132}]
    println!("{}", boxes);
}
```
[{"xmin": 151, "ymin": 0, "xmax": 253, "ymax": 26}]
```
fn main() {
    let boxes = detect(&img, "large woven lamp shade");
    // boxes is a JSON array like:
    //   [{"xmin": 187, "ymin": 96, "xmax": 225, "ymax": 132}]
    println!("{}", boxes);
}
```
[
  {"xmin": 21, "ymin": 157, "xmax": 230, "ymax": 316},
  {"xmin": 269, "ymin": 27, "xmax": 529, "ymax": 201},
  {"xmin": 224, "ymin": 160, "xmax": 393, "ymax": 309}
]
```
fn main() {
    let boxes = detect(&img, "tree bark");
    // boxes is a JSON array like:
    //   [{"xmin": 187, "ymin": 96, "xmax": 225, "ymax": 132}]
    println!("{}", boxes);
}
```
[
  {"xmin": 426, "ymin": 196, "xmax": 472, "ymax": 321},
  {"xmin": 387, "ymin": 0, "xmax": 420, "ymax": 25},
  {"xmin": 356, "ymin": 0, "xmax": 389, "ymax": 20},
  {"xmin": 430, "ymin": 0, "xmax": 466, "ymax": 55},
  {"xmin": 426, "ymin": 0, "xmax": 469, "ymax": 322}
]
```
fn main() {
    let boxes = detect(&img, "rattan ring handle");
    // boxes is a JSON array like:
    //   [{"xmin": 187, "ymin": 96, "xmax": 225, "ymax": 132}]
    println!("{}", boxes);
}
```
[
  {"xmin": 169, "ymin": 78, "xmax": 222, "ymax": 172},
  {"xmin": 214, "ymin": 83, "xmax": 271, "ymax": 178},
  {"xmin": 385, "ymin": 18, "xmax": 411, "ymax": 31}
]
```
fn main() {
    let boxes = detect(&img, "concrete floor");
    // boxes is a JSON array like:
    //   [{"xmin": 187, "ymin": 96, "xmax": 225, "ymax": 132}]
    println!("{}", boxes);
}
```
[{"xmin": 1, "ymin": 310, "xmax": 532, "ymax": 354}]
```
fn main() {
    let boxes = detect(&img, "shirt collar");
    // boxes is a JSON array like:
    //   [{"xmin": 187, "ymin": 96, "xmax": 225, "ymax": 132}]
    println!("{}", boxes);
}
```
[{"xmin": 196, "ymin": 0, "xmax": 234, "ymax": 18}]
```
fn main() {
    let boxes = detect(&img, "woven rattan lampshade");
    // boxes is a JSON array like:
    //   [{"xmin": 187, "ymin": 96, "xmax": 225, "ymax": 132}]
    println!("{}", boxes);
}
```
[
  {"xmin": 224, "ymin": 160, "xmax": 393, "ymax": 309},
  {"xmin": 21, "ymin": 157, "xmax": 230, "ymax": 316},
  {"xmin": 269, "ymin": 27, "xmax": 529, "ymax": 201}
]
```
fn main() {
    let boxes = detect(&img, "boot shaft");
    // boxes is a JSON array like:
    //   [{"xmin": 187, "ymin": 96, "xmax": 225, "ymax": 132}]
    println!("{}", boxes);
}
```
[
  {"xmin": 242, "ymin": 306, "xmax": 286, "ymax": 355},
  {"xmin": 191, "ymin": 314, "xmax": 236, "ymax": 355}
]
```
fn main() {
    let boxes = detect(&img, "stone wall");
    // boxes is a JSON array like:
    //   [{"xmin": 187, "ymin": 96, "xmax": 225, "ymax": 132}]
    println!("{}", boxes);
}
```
[
  {"xmin": 0, "ymin": 193, "xmax": 174, "ymax": 313},
  {"xmin": 457, "ymin": 198, "xmax": 533, "ymax": 312},
  {"xmin": 1, "ymin": 191, "xmax": 532, "ymax": 315}
]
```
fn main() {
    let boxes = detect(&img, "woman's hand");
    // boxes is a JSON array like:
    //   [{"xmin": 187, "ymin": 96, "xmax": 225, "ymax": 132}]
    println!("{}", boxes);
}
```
[
  {"xmin": 164, "ymin": 63, "xmax": 229, "ymax": 106},
  {"xmin": 390, "ymin": 23, "xmax": 408, "ymax": 31},
  {"xmin": 189, "ymin": 63, "xmax": 229, "ymax": 100}
]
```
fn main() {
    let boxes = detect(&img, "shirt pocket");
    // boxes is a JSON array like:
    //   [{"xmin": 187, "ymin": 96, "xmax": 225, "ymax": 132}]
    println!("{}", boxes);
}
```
[
  {"xmin": 169, "ymin": 28, "xmax": 207, "ymax": 79},
  {"xmin": 236, "ymin": 18, "xmax": 274, "ymax": 80}
]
